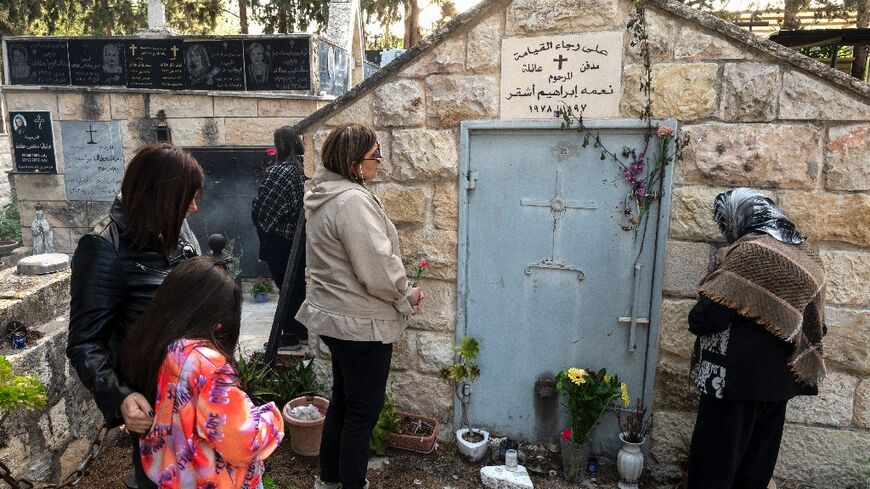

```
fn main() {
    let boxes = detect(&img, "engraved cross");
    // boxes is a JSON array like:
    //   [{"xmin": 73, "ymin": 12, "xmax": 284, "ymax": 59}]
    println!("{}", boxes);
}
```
[
  {"xmin": 521, "ymin": 169, "xmax": 597, "ymax": 260},
  {"xmin": 553, "ymin": 54, "xmax": 568, "ymax": 70}
]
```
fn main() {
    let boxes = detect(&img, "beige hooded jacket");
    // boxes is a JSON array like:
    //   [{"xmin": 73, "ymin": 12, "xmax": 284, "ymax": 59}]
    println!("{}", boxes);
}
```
[{"xmin": 294, "ymin": 168, "xmax": 414, "ymax": 344}]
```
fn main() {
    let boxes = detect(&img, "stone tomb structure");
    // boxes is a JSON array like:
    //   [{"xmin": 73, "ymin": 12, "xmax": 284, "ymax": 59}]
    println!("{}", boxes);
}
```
[{"xmin": 291, "ymin": 0, "xmax": 870, "ymax": 485}]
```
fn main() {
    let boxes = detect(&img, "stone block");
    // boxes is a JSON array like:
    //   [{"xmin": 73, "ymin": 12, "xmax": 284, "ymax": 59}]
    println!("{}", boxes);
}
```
[
  {"xmin": 785, "ymin": 371, "xmax": 858, "ymax": 427},
  {"xmin": 398, "ymin": 229, "xmax": 458, "ymax": 280},
  {"xmin": 325, "ymin": 95, "xmax": 374, "ymax": 126},
  {"xmin": 674, "ymin": 25, "xmax": 750, "ymax": 61},
  {"xmin": 373, "ymin": 80, "xmax": 426, "ymax": 127},
  {"xmin": 390, "ymin": 129, "xmax": 459, "ymax": 180},
  {"xmin": 663, "ymin": 240, "xmax": 714, "ymax": 298},
  {"xmin": 653, "ymin": 353, "xmax": 698, "ymax": 411},
  {"xmin": 19, "ymin": 201, "xmax": 89, "ymax": 229},
  {"xmin": 626, "ymin": 8, "xmax": 676, "ymax": 63},
  {"xmin": 149, "ymin": 94, "xmax": 213, "ymax": 118},
  {"xmin": 779, "ymin": 71, "xmax": 870, "ymax": 121},
  {"xmin": 677, "ymin": 123, "xmax": 821, "ymax": 190},
  {"xmin": 480, "ymin": 465, "xmax": 534, "ymax": 489},
  {"xmin": 5, "ymin": 91, "xmax": 58, "ymax": 112},
  {"xmin": 667, "ymin": 186, "xmax": 728, "ymax": 242},
  {"xmin": 87, "ymin": 202, "xmax": 112, "ymax": 226},
  {"xmin": 51, "ymin": 227, "xmax": 75, "ymax": 254},
  {"xmin": 12, "ymin": 174, "xmax": 66, "ymax": 202},
  {"xmin": 466, "ymin": 13, "xmax": 503, "ymax": 73},
  {"xmin": 775, "ymin": 424, "xmax": 870, "ymax": 486},
  {"xmin": 388, "ymin": 371, "xmax": 454, "ymax": 421},
  {"xmin": 648, "ymin": 410, "xmax": 695, "ymax": 469},
  {"xmin": 427, "ymin": 75, "xmax": 498, "ymax": 127},
  {"xmin": 824, "ymin": 307, "xmax": 870, "ymax": 376},
  {"xmin": 402, "ymin": 37, "xmax": 467, "ymax": 78},
  {"xmin": 407, "ymin": 278, "xmax": 457, "ymax": 332},
  {"xmin": 59, "ymin": 437, "xmax": 91, "ymax": 480},
  {"xmin": 719, "ymin": 63, "xmax": 780, "ymax": 122},
  {"xmin": 778, "ymin": 191, "xmax": 870, "ymax": 247},
  {"xmin": 167, "ymin": 118, "xmax": 223, "ymax": 147},
  {"xmin": 820, "ymin": 250, "xmax": 870, "ymax": 307},
  {"xmin": 658, "ymin": 299, "xmax": 696, "ymax": 359},
  {"xmin": 0, "ymin": 435, "xmax": 31, "ymax": 478},
  {"xmin": 109, "ymin": 93, "xmax": 147, "ymax": 120},
  {"xmin": 57, "ymin": 93, "xmax": 112, "ymax": 121},
  {"xmin": 416, "ymin": 332, "xmax": 456, "ymax": 374},
  {"xmin": 434, "ymin": 183, "xmax": 458, "ymax": 230},
  {"xmin": 375, "ymin": 184, "xmax": 427, "ymax": 225},
  {"xmin": 224, "ymin": 118, "xmax": 301, "ymax": 146},
  {"xmin": 506, "ymin": 0, "xmax": 624, "ymax": 35},
  {"xmin": 825, "ymin": 124, "xmax": 870, "ymax": 191},
  {"xmin": 123, "ymin": 118, "xmax": 157, "ymax": 150},
  {"xmin": 391, "ymin": 331, "xmax": 415, "ymax": 371},
  {"xmin": 855, "ymin": 380, "xmax": 870, "ymax": 428},
  {"xmin": 214, "ymin": 97, "xmax": 258, "ymax": 117},
  {"xmin": 621, "ymin": 64, "xmax": 718, "ymax": 122},
  {"xmin": 257, "ymin": 98, "xmax": 319, "ymax": 117}
]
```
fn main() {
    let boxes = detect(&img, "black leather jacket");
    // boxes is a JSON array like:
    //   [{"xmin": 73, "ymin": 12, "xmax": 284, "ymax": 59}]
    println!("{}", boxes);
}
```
[{"xmin": 66, "ymin": 198, "xmax": 200, "ymax": 426}]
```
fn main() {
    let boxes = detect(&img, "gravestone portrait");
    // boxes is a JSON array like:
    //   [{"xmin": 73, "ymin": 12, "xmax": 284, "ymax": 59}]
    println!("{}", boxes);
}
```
[
  {"xmin": 68, "ymin": 40, "xmax": 127, "ymax": 86},
  {"xmin": 9, "ymin": 111, "xmax": 57, "ymax": 173},
  {"xmin": 244, "ymin": 38, "xmax": 310, "ymax": 91},
  {"xmin": 318, "ymin": 41, "xmax": 349, "ymax": 96},
  {"xmin": 61, "ymin": 121, "xmax": 125, "ymax": 201},
  {"xmin": 126, "ymin": 39, "xmax": 185, "ymax": 89},
  {"xmin": 6, "ymin": 41, "xmax": 70, "ymax": 86},
  {"xmin": 184, "ymin": 41, "xmax": 245, "ymax": 90},
  {"xmin": 500, "ymin": 32, "xmax": 623, "ymax": 119}
]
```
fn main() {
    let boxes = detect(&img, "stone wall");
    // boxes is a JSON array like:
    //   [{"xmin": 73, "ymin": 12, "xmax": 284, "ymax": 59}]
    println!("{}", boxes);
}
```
[
  {"xmin": 2, "ymin": 89, "xmax": 331, "ymax": 253},
  {"xmin": 294, "ymin": 0, "xmax": 870, "ymax": 485}
]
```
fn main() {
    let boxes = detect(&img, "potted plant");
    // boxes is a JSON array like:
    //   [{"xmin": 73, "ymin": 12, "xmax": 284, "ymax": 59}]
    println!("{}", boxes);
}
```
[
  {"xmin": 555, "ymin": 367, "xmax": 629, "ymax": 482},
  {"xmin": 371, "ymin": 390, "xmax": 439, "ymax": 455},
  {"xmin": 617, "ymin": 398, "xmax": 653, "ymax": 488},
  {"xmin": 0, "ymin": 203, "xmax": 22, "ymax": 256},
  {"xmin": 251, "ymin": 278, "xmax": 274, "ymax": 303},
  {"xmin": 438, "ymin": 336, "xmax": 488, "ymax": 462}
]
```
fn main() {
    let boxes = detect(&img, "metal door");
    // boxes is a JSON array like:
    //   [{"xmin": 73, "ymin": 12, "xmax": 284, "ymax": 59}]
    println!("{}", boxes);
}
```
[{"xmin": 458, "ymin": 120, "xmax": 675, "ymax": 453}]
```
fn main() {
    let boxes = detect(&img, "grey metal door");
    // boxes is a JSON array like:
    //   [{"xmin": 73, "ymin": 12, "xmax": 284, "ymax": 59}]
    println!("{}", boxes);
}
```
[{"xmin": 458, "ymin": 120, "xmax": 674, "ymax": 453}]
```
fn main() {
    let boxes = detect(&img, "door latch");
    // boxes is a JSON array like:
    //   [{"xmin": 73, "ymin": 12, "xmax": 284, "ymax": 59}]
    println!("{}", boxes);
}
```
[{"xmin": 465, "ymin": 170, "xmax": 479, "ymax": 190}]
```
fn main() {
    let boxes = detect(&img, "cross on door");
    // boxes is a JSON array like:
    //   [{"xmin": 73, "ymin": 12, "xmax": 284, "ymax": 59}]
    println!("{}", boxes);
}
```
[{"xmin": 521, "ymin": 169, "xmax": 597, "ymax": 261}]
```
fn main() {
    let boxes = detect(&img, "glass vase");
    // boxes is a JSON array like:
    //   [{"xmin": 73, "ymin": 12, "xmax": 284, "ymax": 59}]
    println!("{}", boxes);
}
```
[{"xmin": 560, "ymin": 438, "xmax": 589, "ymax": 482}]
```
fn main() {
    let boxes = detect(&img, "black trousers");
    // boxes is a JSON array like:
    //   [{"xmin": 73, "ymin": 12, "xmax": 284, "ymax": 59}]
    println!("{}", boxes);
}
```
[
  {"xmin": 258, "ymin": 230, "xmax": 307, "ymax": 345},
  {"xmin": 319, "ymin": 336, "xmax": 392, "ymax": 489},
  {"xmin": 131, "ymin": 435, "xmax": 157, "ymax": 489},
  {"xmin": 687, "ymin": 395, "xmax": 787, "ymax": 489}
]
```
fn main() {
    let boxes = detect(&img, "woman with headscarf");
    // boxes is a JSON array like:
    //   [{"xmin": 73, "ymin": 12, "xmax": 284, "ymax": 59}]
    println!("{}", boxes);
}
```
[{"xmin": 686, "ymin": 188, "xmax": 827, "ymax": 489}]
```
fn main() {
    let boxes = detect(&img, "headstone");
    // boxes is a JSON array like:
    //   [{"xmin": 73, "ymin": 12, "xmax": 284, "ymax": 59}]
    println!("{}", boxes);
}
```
[
  {"xmin": 380, "ymin": 49, "xmax": 405, "ymax": 67},
  {"xmin": 68, "ymin": 40, "xmax": 127, "ymax": 86},
  {"xmin": 318, "ymin": 41, "xmax": 350, "ymax": 96},
  {"xmin": 500, "ymin": 32, "xmax": 623, "ymax": 119},
  {"xmin": 243, "ymin": 39, "xmax": 311, "ymax": 91},
  {"xmin": 30, "ymin": 204, "xmax": 54, "ymax": 255},
  {"xmin": 183, "ymin": 41, "xmax": 246, "ymax": 90},
  {"xmin": 9, "ymin": 111, "xmax": 57, "ymax": 173},
  {"xmin": 480, "ymin": 465, "xmax": 534, "ymax": 489},
  {"xmin": 61, "ymin": 121, "xmax": 125, "ymax": 201},
  {"xmin": 148, "ymin": 0, "xmax": 166, "ymax": 30},
  {"xmin": 363, "ymin": 61, "xmax": 378, "ymax": 80},
  {"xmin": 6, "ymin": 40, "xmax": 70, "ymax": 86},
  {"xmin": 126, "ymin": 39, "xmax": 185, "ymax": 90},
  {"xmin": 17, "ymin": 253, "xmax": 70, "ymax": 275}
]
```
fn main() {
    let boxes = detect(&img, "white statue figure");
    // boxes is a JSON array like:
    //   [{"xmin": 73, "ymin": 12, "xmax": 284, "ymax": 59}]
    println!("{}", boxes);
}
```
[{"xmin": 31, "ymin": 203, "xmax": 54, "ymax": 255}]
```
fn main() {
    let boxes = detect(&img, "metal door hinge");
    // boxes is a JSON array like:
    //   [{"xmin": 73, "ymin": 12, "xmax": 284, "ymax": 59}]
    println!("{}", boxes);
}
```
[{"xmin": 465, "ymin": 170, "xmax": 479, "ymax": 190}]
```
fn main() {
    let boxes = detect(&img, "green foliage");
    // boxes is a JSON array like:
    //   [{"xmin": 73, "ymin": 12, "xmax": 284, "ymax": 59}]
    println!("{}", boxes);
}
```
[
  {"xmin": 249, "ymin": 0, "xmax": 329, "ymax": 33},
  {"xmin": 555, "ymin": 368, "xmax": 627, "ymax": 445},
  {"xmin": 236, "ymin": 351, "xmax": 320, "ymax": 405},
  {"xmin": 262, "ymin": 474, "xmax": 278, "ymax": 489},
  {"xmin": 437, "ymin": 336, "xmax": 480, "ymax": 384},
  {"xmin": 0, "ymin": 355, "xmax": 47, "ymax": 413},
  {"xmin": 370, "ymin": 390, "xmax": 400, "ymax": 455},
  {"xmin": 251, "ymin": 278, "xmax": 275, "ymax": 298},
  {"xmin": 0, "ymin": 202, "xmax": 22, "ymax": 242}
]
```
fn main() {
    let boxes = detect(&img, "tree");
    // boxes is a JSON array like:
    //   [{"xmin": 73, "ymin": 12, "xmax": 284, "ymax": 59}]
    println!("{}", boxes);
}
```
[
  {"xmin": 852, "ymin": 0, "xmax": 868, "ymax": 79},
  {"xmin": 249, "ymin": 0, "xmax": 329, "ymax": 33}
]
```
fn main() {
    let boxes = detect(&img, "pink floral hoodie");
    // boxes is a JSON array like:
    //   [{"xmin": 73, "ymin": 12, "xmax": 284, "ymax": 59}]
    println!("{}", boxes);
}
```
[{"xmin": 139, "ymin": 340, "xmax": 284, "ymax": 489}]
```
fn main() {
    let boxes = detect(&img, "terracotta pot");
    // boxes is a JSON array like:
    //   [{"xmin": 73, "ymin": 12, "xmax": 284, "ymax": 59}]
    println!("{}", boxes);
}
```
[
  {"xmin": 387, "ymin": 412, "xmax": 438, "ymax": 454},
  {"xmin": 282, "ymin": 396, "xmax": 329, "ymax": 456}
]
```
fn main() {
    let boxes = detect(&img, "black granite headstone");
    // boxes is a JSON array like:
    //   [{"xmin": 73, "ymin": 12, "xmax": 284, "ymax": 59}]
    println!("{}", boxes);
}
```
[
  {"xmin": 126, "ymin": 39, "xmax": 185, "ymax": 89},
  {"xmin": 244, "ymin": 38, "xmax": 310, "ymax": 91},
  {"xmin": 183, "ymin": 40, "xmax": 246, "ymax": 91},
  {"xmin": 68, "ymin": 40, "xmax": 127, "ymax": 86},
  {"xmin": 9, "ymin": 111, "xmax": 57, "ymax": 173},
  {"xmin": 6, "ymin": 41, "xmax": 70, "ymax": 86}
]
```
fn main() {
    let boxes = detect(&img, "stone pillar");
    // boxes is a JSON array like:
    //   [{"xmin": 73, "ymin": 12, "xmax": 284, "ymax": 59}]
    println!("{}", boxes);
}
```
[
  {"xmin": 148, "ymin": 0, "xmax": 166, "ymax": 30},
  {"xmin": 325, "ymin": 0, "xmax": 364, "ymax": 86}
]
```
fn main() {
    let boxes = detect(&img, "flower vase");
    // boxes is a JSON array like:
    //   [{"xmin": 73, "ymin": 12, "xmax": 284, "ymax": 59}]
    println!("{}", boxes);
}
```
[
  {"xmin": 560, "ymin": 438, "xmax": 589, "ymax": 482},
  {"xmin": 617, "ymin": 432, "xmax": 645, "ymax": 489}
]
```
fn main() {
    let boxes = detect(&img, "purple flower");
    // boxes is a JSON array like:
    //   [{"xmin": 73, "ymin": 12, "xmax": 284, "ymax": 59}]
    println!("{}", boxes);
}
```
[{"xmin": 634, "ymin": 182, "xmax": 647, "ymax": 198}]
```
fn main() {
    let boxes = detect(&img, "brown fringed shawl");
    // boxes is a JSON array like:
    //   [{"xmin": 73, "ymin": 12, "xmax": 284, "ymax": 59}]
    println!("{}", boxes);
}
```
[{"xmin": 697, "ymin": 233, "xmax": 827, "ymax": 386}]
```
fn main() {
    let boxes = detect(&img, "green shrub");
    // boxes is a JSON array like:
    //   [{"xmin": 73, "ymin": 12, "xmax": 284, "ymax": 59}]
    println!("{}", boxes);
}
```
[
  {"xmin": 235, "ymin": 350, "xmax": 320, "ymax": 405},
  {"xmin": 251, "ymin": 279, "xmax": 275, "ymax": 298},
  {"xmin": 0, "ymin": 355, "xmax": 47, "ymax": 414},
  {"xmin": 370, "ymin": 390, "xmax": 400, "ymax": 455},
  {"xmin": 0, "ymin": 203, "xmax": 22, "ymax": 242}
]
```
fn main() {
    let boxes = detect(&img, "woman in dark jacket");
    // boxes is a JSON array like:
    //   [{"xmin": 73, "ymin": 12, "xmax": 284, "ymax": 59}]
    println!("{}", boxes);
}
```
[
  {"xmin": 687, "ymin": 188, "xmax": 827, "ymax": 489},
  {"xmin": 66, "ymin": 143, "xmax": 203, "ymax": 489},
  {"xmin": 251, "ymin": 126, "xmax": 308, "ymax": 351}
]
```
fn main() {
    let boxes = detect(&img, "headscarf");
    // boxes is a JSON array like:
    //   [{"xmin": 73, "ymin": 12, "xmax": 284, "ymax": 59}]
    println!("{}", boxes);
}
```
[{"xmin": 713, "ymin": 187, "xmax": 806, "ymax": 245}]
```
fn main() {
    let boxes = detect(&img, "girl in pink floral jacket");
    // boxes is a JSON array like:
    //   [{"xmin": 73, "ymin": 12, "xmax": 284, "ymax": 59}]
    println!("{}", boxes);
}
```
[{"xmin": 119, "ymin": 257, "xmax": 284, "ymax": 489}]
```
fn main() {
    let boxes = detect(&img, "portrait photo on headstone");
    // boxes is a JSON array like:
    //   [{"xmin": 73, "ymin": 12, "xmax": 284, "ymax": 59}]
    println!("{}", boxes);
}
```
[
  {"xmin": 9, "ymin": 111, "xmax": 57, "ymax": 173},
  {"xmin": 184, "ymin": 40, "xmax": 245, "ymax": 90},
  {"xmin": 69, "ymin": 40, "xmax": 127, "ymax": 86}
]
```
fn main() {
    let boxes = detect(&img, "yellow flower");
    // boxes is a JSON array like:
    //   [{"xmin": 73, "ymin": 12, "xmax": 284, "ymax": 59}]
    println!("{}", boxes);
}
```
[
  {"xmin": 603, "ymin": 374, "xmax": 612, "ymax": 383},
  {"xmin": 567, "ymin": 368, "xmax": 587, "ymax": 385},
  {"xmin": 620, "ymin": 383, "xmax": 630, "ymax": 407}
]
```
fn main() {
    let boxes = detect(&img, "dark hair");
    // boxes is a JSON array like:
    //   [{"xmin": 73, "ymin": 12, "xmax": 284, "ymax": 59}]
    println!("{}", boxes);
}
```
[
  {"xmin": 121, "ymin": 143, "xmax": 204, "ymax": 254},
  {"xmin": 274, "ymin": 126, "xmax": 304, "ymax": 166},
  {"xmin": 117, "ymin": 257, "xmax": 242, "ymax": 405},
  {"xmin": 321, "ymin": 124, "xmax": 378, "ymax": 182}
]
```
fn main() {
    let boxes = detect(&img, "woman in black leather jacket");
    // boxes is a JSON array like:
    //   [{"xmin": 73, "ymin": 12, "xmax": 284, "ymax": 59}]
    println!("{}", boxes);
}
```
[{"xmin": 66, "ymin": 143, "xmax": 203, "ymax": 488}]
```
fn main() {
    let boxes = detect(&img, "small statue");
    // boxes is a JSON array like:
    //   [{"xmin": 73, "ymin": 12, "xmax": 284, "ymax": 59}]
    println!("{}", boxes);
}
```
[{"xmin": 31, "ymin": 203, "xmax": 54, "ymax": 255}]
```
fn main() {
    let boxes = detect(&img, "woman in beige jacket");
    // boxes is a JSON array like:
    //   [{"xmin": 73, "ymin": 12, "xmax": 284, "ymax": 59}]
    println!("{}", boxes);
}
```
[{"xmin": 296, "ymin": 124, "xmax": 424, "ymax": 489}]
